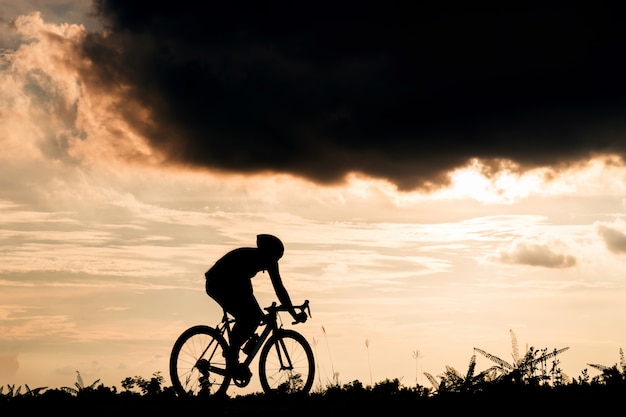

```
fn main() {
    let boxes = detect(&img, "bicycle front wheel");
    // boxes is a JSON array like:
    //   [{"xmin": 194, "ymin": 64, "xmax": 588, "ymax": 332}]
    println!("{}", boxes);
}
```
[
  {"xmin": 169, "ymin": 325, "xmax": 231, "ymax": 397},
  {"xmin": 258, "ymin": 329, "xmax": 315, "ymax": 394}
]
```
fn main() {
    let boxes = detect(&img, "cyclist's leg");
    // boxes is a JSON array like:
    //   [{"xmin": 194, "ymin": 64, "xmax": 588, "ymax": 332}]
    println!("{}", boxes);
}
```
[
  {"xmin": 207, "ymin": 279, "xmax": 263, "ymax": 370},
  {"xmin": 228, "ymin": 290, "xmax": 264, "ymax": 358},
  {"xmin": 225, "ymin": 297, "xmax": 263, "ymax": 380}
]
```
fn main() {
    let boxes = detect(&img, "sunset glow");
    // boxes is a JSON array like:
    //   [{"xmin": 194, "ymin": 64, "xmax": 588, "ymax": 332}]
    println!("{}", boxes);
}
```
[{"xmin": 1, "ymin": 2, "xmax": 626, "ymax": 394}]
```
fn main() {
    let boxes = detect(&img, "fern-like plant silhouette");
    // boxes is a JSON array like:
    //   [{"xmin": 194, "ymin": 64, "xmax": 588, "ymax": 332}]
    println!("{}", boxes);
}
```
[
  {"xmin": 61, "ymin": 371, "xmax": 101, "ymax": 395},
  {"xmin": 587, "ymin": 348, "xmax": 626, "ymax": 385},
  {"xmin": 587, "ymin": 347, "xmax": 625, "ymax": 373},
  {"xmin": 0, "ymin": 384, "xmax": 47, "ymax": 398},
  {"xmin": 474, "ymin": 329, "xmax": 569, "ymax": 385},
  {"xmin": 423, "ymin": 353, "xmax": 498, "ymax": 393}
]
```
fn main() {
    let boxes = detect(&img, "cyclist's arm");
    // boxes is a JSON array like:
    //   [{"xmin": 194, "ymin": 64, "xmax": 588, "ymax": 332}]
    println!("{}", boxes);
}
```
[{"xmin": 267, "ymin": 262, "xmax": 298, "ymax": 317}]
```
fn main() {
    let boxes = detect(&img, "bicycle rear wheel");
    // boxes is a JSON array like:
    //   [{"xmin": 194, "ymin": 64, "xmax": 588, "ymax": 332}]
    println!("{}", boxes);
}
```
[
  {"xmin": 258, "ymin": 329, "xmax": 315, "ymax": 394},
  {"xmin": 169, "ymin": 325, "xmax": 231, "ymax": 397}
]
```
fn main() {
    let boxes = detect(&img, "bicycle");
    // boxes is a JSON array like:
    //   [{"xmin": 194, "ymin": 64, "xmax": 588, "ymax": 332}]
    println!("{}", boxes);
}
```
[{"xmin": 169, "ymin": 300, "xmax": 314, "ymax": 397}]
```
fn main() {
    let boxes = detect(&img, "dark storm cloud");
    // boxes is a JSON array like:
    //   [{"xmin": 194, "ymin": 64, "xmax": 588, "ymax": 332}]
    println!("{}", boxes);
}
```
[{"xmin": 82, "ymin": 1, "xmax": 626, "ymax": 189}]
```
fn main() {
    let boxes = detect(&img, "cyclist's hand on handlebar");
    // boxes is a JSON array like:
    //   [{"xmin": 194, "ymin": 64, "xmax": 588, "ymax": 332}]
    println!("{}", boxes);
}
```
[{"xmin": 292, "ymin": 311, "xmax": 308, "ymax": 324}]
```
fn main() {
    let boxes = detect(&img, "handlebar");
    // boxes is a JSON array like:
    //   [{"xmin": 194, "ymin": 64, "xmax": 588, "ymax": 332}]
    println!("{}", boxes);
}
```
[{"xmin": 264, "ymin": 300, "xmax": 311, "ymax": 325}]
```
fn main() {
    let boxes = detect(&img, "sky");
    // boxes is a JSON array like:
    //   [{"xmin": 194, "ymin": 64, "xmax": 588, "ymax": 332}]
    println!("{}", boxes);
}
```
[{"xmin": 1, "ymin": 0, "xmax": 626, "ymax": 393}]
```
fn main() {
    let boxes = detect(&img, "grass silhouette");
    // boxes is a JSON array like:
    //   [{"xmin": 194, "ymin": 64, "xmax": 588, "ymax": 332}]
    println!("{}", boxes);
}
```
[
  {"xmin": 2, "ymin": 335, "xmax": 625, "ymax": 415},
  {"xmin": 2, "ymin": 364, "xmax": 625, "ymax": 416}
]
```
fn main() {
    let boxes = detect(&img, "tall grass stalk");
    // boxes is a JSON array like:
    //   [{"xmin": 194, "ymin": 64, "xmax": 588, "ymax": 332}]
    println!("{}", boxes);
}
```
[
  {"xmin": 413, "ymin": 349, "xmax": 424, "ymax": 385},
  {"xmin": 321, "ymin": 326, "xmax": 337, "ymax": 386},
  {"xmin": 365, "ymin": 338, "xmax": 373, "ymax": 385},
  {"xmin": 311, "ymin": 337, "xmax": 323, "ymax": 392}
]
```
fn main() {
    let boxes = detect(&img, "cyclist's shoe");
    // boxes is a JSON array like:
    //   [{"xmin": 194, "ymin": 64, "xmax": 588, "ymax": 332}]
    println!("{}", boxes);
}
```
[{"xmin": 230, "ymin": 362, "xmax": 252, "ymax": 380}]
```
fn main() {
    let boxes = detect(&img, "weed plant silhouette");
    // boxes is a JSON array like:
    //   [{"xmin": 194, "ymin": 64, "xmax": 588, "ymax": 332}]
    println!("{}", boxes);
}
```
[
  {"xmin": 473, "ymin": 329, "xmax": 570, "ymax": 385},
  {"xmin": 61, "ymin": 371, "xmax": 100, "ymax": 396}
]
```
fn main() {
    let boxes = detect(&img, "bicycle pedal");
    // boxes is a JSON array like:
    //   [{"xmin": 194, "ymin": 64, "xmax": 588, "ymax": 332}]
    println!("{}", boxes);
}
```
[{"xmin": 233, "ymin": 376, "xmax": 251, "ymax": 388}]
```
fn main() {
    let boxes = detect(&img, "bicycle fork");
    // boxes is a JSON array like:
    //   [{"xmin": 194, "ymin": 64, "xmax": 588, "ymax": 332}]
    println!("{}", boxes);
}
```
[{"xmin": 272, "ymin": 335, "xmax": 295, "ymax": 371}]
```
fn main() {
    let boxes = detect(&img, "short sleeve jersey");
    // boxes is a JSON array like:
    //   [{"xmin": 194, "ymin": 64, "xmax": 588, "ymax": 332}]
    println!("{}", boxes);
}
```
[{"xmin": 205, "ymin": 247, "xmax": 277, "ymax": 284}]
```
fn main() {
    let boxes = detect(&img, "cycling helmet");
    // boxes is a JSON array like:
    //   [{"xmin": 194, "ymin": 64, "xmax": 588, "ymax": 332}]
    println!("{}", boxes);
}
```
[{"xmin": 256, "ymin": 234, "xmax": 284, "ymax": 260}]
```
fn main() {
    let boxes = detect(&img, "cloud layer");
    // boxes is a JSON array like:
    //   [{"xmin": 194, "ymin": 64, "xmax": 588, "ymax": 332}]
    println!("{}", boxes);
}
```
[
  {"xmin": 3, "ymin": 4, "xmax": 626, "ymax": 391},
  {"xmin": 75, "ymin": 1, "xmax": 626, "ymax": 190}
]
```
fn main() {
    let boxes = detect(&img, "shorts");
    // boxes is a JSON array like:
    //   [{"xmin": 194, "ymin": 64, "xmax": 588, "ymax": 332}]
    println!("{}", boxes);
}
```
[{"xmin": 205, "ymin": 275, "xmax": 264, "ymax": 323}]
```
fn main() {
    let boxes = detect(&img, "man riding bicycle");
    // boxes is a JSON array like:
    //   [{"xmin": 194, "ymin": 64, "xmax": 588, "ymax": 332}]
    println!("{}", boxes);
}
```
[{"xmin": 204, "ymin": 234, "xmax": 307, "ymax": 379}]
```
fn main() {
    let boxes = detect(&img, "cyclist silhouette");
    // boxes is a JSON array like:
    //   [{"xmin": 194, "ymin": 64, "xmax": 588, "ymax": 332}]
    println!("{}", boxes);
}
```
[{"xmin": 204, "ymin": 234, "xmax": 307, "ymax": 378}]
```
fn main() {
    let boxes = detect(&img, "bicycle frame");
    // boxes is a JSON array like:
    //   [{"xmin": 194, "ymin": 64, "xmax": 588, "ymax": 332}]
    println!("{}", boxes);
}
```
[{"xmin": 209, "ymin": 301, "xmax": 309, "ymax": 377}]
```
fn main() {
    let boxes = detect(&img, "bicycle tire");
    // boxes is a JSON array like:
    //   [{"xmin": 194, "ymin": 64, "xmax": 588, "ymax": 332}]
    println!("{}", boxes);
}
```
[
  {"xmin": 169, "ymin": 325, "xmax": 231, "ymax": 397},
  {"xmin": 258, "ymin": 329, "xmax": 315, "ymax": 394}
]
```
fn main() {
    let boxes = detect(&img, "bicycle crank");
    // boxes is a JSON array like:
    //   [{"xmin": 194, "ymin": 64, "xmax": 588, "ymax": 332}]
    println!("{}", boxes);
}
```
[{"xmin": 233, "ymin": 376, "xmax": 250, "ymax": 387}]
